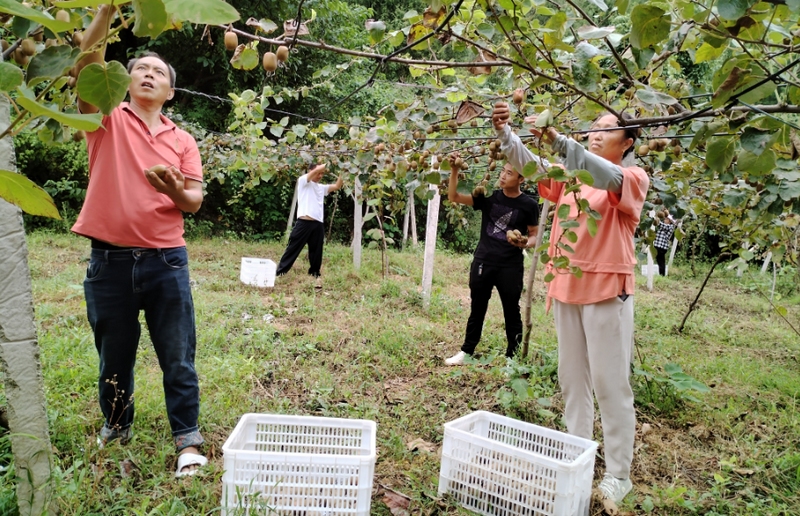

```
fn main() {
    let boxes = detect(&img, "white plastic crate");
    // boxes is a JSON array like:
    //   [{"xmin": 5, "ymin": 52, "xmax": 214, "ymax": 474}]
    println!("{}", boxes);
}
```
[
  {"xmin": 221, "ymin": 413, "xmax": 376, "ymax": 515},
  {"xmin": 438, "ymin": 411, "xmax": 598, "ymax": 516}
]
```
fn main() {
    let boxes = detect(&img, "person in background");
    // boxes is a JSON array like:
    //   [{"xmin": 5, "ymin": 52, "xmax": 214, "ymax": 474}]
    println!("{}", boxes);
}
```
[
  {"xmin": 492, "ymin": 101, "xmax": 649, "ymax": 504},
  {"xmin": 443, "ymin": 153, "xmax": 539, "ymax": 366},
  {"xmin": 654, "ymin": 210, "xmax": 675, "ymax": 276},
  {"xmin": 71, "ymin": 5, "xmax": 206, "ymax": 476},
  {"xmin": 276, "ymin": 162, "xmax": 343, "ymax": 287}
]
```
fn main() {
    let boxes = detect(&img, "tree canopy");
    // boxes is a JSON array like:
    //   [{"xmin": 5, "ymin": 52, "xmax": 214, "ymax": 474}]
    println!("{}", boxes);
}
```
[{"xmin": 2, "ymin": 0, "xmax": 800, "ymax": 268}]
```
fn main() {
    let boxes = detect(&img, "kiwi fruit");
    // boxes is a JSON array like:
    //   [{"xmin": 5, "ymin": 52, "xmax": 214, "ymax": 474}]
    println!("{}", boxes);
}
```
[
  {"xmin": 147, "ymin": 164, "xmax": 169, "ymax": 178},
  {"xmin": 72, "ymin": 31, "xmax": 84, "ymax": 47},
  {"xmin": 512, "ymin": 88, "xmax": 524, "ymax": 105},
  {"xmin": 276, "ymin": 45, "xmax": 289, "ymax": 62},
  {"xmin": 72, "ymin": 130, "xmax": 85, "ymax": 142},
  {"xmin": 637, "ymin": 145, "xmax": 650, "ymax": 156},
  {"xmin": 21, "ymin": 38, "xmax": 36, "ymax": 56},
  {"xmin": 262, "ymin": 52, "xmax": 278, "ymax": 72},
  {"xmin": 224, "ymin": 31, "xmax": 238, "ymax": 51},
  {"xmin": 55, "ymin": 10, "xmax": 70, "ymax": 23},
  {"xmin": 13, "ymin": 48, "xmax": 29, "ymax": 66}
]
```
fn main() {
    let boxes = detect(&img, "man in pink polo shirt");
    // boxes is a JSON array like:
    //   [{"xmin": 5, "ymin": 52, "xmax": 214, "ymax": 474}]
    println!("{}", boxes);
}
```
[{"xmin": 71, "ymin": 5, "xmax": 206, "ymax": 477}]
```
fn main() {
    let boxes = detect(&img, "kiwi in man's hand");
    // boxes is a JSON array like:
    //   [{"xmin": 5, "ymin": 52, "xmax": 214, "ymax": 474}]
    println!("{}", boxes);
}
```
[{"xmin": 147, "ymin": 164, "xmax": 169, "ymax": 179}]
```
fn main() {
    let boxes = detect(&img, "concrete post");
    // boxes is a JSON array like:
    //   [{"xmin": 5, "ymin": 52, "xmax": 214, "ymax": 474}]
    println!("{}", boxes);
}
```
[{"xmin": 0, "ymin": 94, "xmax": 56, "ymax": 516}]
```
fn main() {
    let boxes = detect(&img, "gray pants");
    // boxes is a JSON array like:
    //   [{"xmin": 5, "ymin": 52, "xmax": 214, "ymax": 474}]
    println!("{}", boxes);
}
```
[{"xmin": 553, "ymin": 297, "xmax": 635, "ymax": 478}]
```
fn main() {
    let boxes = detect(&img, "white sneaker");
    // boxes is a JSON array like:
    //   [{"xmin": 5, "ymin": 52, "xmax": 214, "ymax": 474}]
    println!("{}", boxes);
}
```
[
  {"xmin": 598, "ymin": 472, "xmax": 633, "ymax": 503},
  {"xmin": 445, "ymin": 351, "xmax": 467, "ymax": 366}
]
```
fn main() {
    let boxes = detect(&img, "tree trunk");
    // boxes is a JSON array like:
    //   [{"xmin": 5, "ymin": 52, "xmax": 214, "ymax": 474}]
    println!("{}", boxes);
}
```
[
  {"xmin": 646, "ymin": 246, "xmax": 654, "ymax": 291},
  {"xmin": 678, "ymin": 252, "xmax": 730, "ymax": 333},
  {"xmin": 0, "ymin": 93, "xmax": 57, "ymax": 515},
  {"xmin": 351, "ymin": 178, "xmax": 362, "ymax": 270},
  {"xmin": 521, "ymin": 200, "xmax": 550, "ymax": 359},
  {"xmin": 410, "ymin": 191, "xmax": 418, "ymax": 247},
  {"xmin": 421, "ymin": 185, "xmax": 440, "ymax": 309}
]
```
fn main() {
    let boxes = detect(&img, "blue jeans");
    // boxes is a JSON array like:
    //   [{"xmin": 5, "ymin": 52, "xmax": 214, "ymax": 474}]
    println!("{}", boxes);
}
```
[{"xmin": 84, "ymin": 247, "xmax": 203, "ymax": 450}]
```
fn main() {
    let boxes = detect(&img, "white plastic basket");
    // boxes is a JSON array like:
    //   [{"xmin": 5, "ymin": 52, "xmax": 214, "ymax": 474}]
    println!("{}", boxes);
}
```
[
  {"xmin": 438, "ymin": 411, "xmax": 598, "ymax": 516},
  {"xmin": 221, "ymin": 413, "xmax": 377, "ymax": 515}
]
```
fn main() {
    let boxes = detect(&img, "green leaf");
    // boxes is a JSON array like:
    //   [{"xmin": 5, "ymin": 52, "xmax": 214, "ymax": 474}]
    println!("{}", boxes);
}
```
[
  {"xmin": 705, "ymin": 137, "xmax": 736, "ymax": 173},
  {"xmin": 586, "ymin": 217, "xmax": 598, "ymax": 237},
  {"xmin": 26, "ymin": 45, "xmax": 82, "ymax": 86},
  {"xmin": 535, "ymin": 109, "xmax": 553, "ymax": 128},
  {"xmin": 630, "ymin": 5, "xmax": 671, "ymax": 49},
  {"xmin": 635, "ymin": 88, "xmax": 679, "ymax": 106},
  {"xmin": 565, "ymin": 230, "xmax": 578, "ymax": 243},
  {"xmin": 269, "ymin": 125, "xmax": 283, "ymax": 137},
  {"xmin": 631, "ymin": 47, "xmax": 655, "ymax": 70},
  {"xmin": 0, "ymin": 170, "xmax": 61, "ymax": 219},
  {"xmin": 162, "ymin": 0, "xmax": 239, "ymax": 24},
  {"xmin": 252, "ymin": 18, "xmax": 277, "ymax": 33},
  {"xmin": 0, "ymin": 62, "xmax": 24, "ymax": 92},
  {"xmin": 561, "ymin": 220, "xmax": 579, "ymax": 229},
  {"xmin": 76, "ymin": 61, "xmax": 131, "ymax": 116},
  {"xmin": 717, "ymin": 0, "xmax": 755, "ymax": 20},
  {"xmin": 557, "ymin": 203, "xmax": 570, "ymax": 220},
  {"xmin": 365, "ymin": 19, "xmax": 386, "ymax": 45},
  {"xmin": 576, "ymin": 25, "xmax": 615, "ymax": 40},
  {"xmin": 53, "ymin": 0, "xmax": 105, "ymax": 7},
  {"xmin": 740, "ymin": 127, "xmax": 774, "ymax": 156},
  {"xmin": 425, "ymin": 172, "xmax": 440, "ymax": 184},
  {"xmin": 722, "ymin": 189, "xmax": 748, "ymax": 207},
  {"xmin": 695, "ymin": 42, "xmax": 727, "ymax": 63},
  {"xmin": 230, "ymin": 47, "xmax": 259, "ymax": 70},
  {"xmin": 477, "ymin": 22, "xmax": 495, "ymax": 39},
  {"xmin": 543, "ymin": 12, "xmax": 567, "ymax": 49},
  {"xmin": 543, "ymin": 272, "xmax": 555, "ymax": 282},
  {"xmin": 712, "ymin": 66, "xmax": 750, "ymax": 109},
  {"xmin": 291, "ymin": 124, "xmax": 307, "ymax": 138},
  {"xmin": 322, "ymin": 123, "xmax": 339, "ymax": 137},
  {"xmin": 0, "ymin": 0, "xmax": 74, "ymax": 33},
  {"xmin": 16, "ymin": 89, "xmax": 103, "ymax": 131},
  {"xmin": 572, "ymin": 43, "xmax": 601, "ymax": 93},
  {"xmin": 778, "ymin": 180, "xmax": 800, "ymax": 201},
  {"xmin": 738, "ymin": 149, "xmax": 775, "ymax": 176},
  {"xmin": 133, "ymin": 0, "xmax": 169, "ymax": 39},
  {"xmin": 585, "ymin": 0, "xmax": 608, "ymax": 10},
  {"xmin": 575, "ymin": 169, "xmax": 594, "ymax": 186}
]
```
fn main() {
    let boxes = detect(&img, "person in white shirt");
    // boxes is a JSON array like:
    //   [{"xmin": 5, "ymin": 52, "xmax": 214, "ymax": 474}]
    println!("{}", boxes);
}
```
[{"xmin": 276, "ymin": 163, "xmax": 343, "ymax": 279}]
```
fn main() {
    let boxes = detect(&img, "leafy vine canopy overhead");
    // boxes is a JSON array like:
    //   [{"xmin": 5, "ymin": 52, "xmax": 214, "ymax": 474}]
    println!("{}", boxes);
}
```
[{"xmin": 2, "ymin": 0, "xmax": 800, "ymax": 264}]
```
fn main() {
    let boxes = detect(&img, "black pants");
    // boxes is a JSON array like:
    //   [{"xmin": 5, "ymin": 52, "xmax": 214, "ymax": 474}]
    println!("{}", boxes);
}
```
[
  {"xmin": 277, "ymin": 219, "xmax": 325, "ymax": 277},
  {"xmin": 656, "ymin": 247, "xmax": 668, "ymax": 276},
  {"xmin": 462, "ymin": 261, "xmax": 524, "ymax": 358}
]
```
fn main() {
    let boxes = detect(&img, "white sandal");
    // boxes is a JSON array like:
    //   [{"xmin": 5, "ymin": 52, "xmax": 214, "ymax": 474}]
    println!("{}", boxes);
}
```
[{"xmin": 175, "ymin": 452, "xmax": 207, "ymax": 478}]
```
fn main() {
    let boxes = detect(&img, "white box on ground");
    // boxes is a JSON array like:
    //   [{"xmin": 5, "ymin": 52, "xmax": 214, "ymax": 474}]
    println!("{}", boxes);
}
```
[
  {"xmin": 240, "ymin": 257, "xmax": 276, "ymax": 287},
  {"xmin": 221, "ymin": 413, "xmax": 377, "ymax": 516},
  {"xmin": 438, "ymin": 411, "xmax": 598, "ymax": 516}
]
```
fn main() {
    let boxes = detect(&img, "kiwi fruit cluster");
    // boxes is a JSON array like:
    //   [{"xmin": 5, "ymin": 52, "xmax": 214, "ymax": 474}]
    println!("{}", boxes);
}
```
[{"xmin": 506, "ymin": 229, "xmax": 527, "ymax": 246}]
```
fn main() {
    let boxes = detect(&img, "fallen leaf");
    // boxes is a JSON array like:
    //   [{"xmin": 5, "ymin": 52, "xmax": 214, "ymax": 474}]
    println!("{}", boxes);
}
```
[
  {"xmin": 383, "ymin": 490, "xmax": 411, "ymax": 516},
  {"xmin": 406, "ymin": 438, "xmax": 437, "ymax": 453},
  {"xmin": 119, "ymin": 458, "xmax": 137, "ymax": 478}
]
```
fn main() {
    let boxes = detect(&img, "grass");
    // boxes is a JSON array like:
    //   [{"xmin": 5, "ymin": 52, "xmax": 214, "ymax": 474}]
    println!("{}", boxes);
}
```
[{"xmin": 0, "ymin": 231, "xmax": 798, "ymax": 515}]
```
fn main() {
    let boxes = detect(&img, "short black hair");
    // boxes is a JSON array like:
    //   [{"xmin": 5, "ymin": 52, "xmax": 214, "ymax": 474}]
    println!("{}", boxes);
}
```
[
  {"xmin": 127, "ymin": 51, "xmax": 176, "ymax": 88},
  {"xmin": 308, "ymin": 162, "xmax": 324, "ymax": 171}
]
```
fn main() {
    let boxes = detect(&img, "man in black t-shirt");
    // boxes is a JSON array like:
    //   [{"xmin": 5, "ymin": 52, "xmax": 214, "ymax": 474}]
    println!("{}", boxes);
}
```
[{"xmin": 445, "ymin": 154, "xmax": 540, "ymax": 365}]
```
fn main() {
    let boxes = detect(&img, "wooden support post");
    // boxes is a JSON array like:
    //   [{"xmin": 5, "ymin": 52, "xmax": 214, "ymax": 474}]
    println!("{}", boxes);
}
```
[
  {"xmin": 421, "ymin": 184, "xmax": 440, "ymax": 309},
  {"xmin": 352, "ymin": 178, "xmax": 363, "ymax": 270}
]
